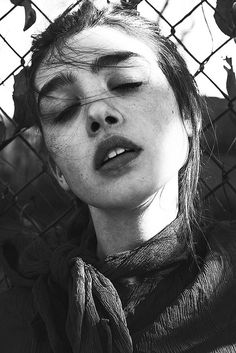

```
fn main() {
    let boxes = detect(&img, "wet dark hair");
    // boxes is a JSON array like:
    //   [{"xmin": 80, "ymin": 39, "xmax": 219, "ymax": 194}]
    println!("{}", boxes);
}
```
[{"xmin": 28, "ymin": 0, "xmax": 204, "ymax": 253}]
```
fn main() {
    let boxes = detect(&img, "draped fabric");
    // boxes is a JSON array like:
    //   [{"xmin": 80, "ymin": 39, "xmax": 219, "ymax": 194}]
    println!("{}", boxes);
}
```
[
  {"xmin": 2, "ymin": 216, "xmax": 191, "ymax": 353},
  {"xmin": 19, "ymin": 236, "xmax": 134, "ymax": 353},
  {"xmin": 1, "ymin": 218, "xmax": 236, "ymax": 353}
]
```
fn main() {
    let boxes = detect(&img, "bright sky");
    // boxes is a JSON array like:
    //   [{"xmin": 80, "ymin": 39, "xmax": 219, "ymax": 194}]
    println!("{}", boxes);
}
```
[{"xmin": 0, "ymin": 0, "xmax": 235, "ymax": 118}]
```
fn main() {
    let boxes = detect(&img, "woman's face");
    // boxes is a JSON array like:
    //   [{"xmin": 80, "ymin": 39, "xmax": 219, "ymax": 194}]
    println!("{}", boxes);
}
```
[{"xmin": 35, "ymin": 26, "xmax": 190, "ymax": 209}]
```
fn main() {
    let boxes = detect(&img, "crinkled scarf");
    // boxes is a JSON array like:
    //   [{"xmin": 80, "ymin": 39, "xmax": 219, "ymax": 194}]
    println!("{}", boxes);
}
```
[{"xmin": 12, "ymin": 217, "xmax": 197, "ymax": 353}]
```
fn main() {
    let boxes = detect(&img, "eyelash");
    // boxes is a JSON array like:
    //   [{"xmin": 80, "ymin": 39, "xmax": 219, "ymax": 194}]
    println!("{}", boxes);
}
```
[
  {"xmin": 54, "ymin": 102, "xmax": 81, "ymax": 123},
  {"xmin": 112, "ymin": 81, "xmax": 143, "ymax": 92}
]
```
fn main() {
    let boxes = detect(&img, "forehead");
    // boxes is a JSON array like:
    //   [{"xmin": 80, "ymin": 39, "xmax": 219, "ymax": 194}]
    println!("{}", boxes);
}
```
[
  {"xmin": 67, "ymin": 25, "xmax": 157, "ymax": 61},
  {"xmin": 35, "ymin": 25, "xmax": 159, "ymax": 87}
]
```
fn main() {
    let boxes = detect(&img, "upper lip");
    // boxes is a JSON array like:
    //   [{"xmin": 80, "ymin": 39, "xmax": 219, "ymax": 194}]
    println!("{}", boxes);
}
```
[{"xmin": 94, "ymin": 135, "xmax": 142, "ymax": 170}]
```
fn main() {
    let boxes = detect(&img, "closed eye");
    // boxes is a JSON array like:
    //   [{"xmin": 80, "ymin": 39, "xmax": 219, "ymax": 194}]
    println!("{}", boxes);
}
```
[
  {"xmin": 54, "ymin": 102, "xmax": 81, "ymax": 123},
  {"xmin": 112, "ymin": 81, "xmax": 143, "ymax": 92}
]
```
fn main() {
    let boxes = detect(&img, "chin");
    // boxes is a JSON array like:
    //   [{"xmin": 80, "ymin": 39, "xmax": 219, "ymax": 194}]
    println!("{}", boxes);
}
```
[
  {"xmin": 88, "ymin": 198, "xmax": 135, "ymax": 211},
  {"xmin": 88, "ymin": 187, "xmax": 157, "ymax": 211}
]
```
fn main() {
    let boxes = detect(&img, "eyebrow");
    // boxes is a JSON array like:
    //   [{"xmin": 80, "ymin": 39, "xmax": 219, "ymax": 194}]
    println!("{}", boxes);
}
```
[
  {"xmin": 37, "ymin": 51, "xmax": 141, "ymax": 105},
  {"xmin": 92, "ymin": 50, "xmax": 140, "ymax": 73}
]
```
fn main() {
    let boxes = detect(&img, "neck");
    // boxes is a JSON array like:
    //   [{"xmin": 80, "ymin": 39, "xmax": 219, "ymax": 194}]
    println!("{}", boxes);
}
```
[{"xmin": 89, "ymin": 176, "xmax": 179, "ymax": 260}]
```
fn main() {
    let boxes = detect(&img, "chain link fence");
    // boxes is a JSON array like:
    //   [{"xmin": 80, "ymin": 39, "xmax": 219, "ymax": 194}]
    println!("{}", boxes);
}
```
[{"xmin": 0, "ymin": 0, "xmax": 236, "ymax": 288}]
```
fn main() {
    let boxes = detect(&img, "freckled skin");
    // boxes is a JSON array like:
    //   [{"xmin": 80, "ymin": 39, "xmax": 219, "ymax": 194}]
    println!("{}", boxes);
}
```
[{"xmin": 35, "ymin": 26, "xmax": 189, "ymax": 210}]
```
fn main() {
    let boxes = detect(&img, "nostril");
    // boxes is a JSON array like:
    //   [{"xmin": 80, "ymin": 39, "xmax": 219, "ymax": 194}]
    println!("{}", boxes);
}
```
[
  {"xmin": 91, "ymin": 121, "xmax": 100, "ymax": 132},
  {"xmin": 90, "ymin": 116, "xmax": 118, "ymax": 133},
  {"xmin": 105, "ymin": 116, "xmax": 118, "ymax": 124}
]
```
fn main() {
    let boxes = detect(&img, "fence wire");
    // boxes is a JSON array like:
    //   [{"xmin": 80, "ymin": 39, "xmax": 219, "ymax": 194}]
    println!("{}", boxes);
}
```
[{"xmin": 0, "ymin": 0, "xmax": 235, "ymax": 260}]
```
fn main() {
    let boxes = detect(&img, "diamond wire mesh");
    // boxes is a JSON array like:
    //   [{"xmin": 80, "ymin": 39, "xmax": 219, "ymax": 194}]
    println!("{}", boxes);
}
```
[{"xmin": 0, "ymin": 0, "xmax": 235, "ymax": 278}]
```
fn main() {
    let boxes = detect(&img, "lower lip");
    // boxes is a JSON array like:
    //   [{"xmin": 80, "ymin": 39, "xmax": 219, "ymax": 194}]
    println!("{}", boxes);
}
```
[{"xmin": 98, "ymin": 151, "xmax": 141, "ymax": 176}]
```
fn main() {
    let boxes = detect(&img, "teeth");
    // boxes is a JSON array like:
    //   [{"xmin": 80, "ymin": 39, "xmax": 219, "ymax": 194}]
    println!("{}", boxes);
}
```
[
  {"xmin": 116, "ymin": 147, "xmax": 126, "ymax": 155},
  {"xmin": 107, "ymin": 150, "xmax": 117, "ymax": 160},
  {"xmin": 104, "ymin": 147, "xmax": 127, "ymax": 162}
]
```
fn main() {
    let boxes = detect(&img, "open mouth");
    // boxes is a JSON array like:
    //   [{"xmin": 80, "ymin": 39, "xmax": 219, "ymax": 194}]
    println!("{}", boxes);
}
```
[
  {"xmin": 94, "ymin": 135, "xmax": 142, "ymax": 171},
  {"xmin": 102, "ymin": 147, "xmax": 135, "ymax": 166}
]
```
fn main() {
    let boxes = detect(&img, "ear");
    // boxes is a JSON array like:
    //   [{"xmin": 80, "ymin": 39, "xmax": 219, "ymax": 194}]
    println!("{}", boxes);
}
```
[
  {"xmin": 183, "ymin": 119, "xmax": 193, "ymax": 137},
  {"xmin": 48, "ymin": 157, "xmax": 70, "ymax": 191}
]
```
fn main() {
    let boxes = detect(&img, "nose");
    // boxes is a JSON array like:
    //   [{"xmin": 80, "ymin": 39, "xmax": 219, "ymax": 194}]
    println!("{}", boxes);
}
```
[{"xmin": 86, "ymin": 99, "xmax": 124, "ymax": 136}]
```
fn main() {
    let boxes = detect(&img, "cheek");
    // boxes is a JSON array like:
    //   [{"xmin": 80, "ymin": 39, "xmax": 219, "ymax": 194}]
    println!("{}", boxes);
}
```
[
  {"xmin": 42, "ymin": 124, "xmax": 89, "ymax": 173},
  {"xmin": 42, "ymin": 119, "xmax": 75, "ymax": 152},
  {"xmin": 148, "ymin": 88, "xmax": 184, "ymax": 138},
  {"xmin": 140, "ymin": 92, "xmax": 189, "ymax": 176},
  {"xmin": 132, "ymin": 84, "xmax": 176, "ymax": 125}
]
